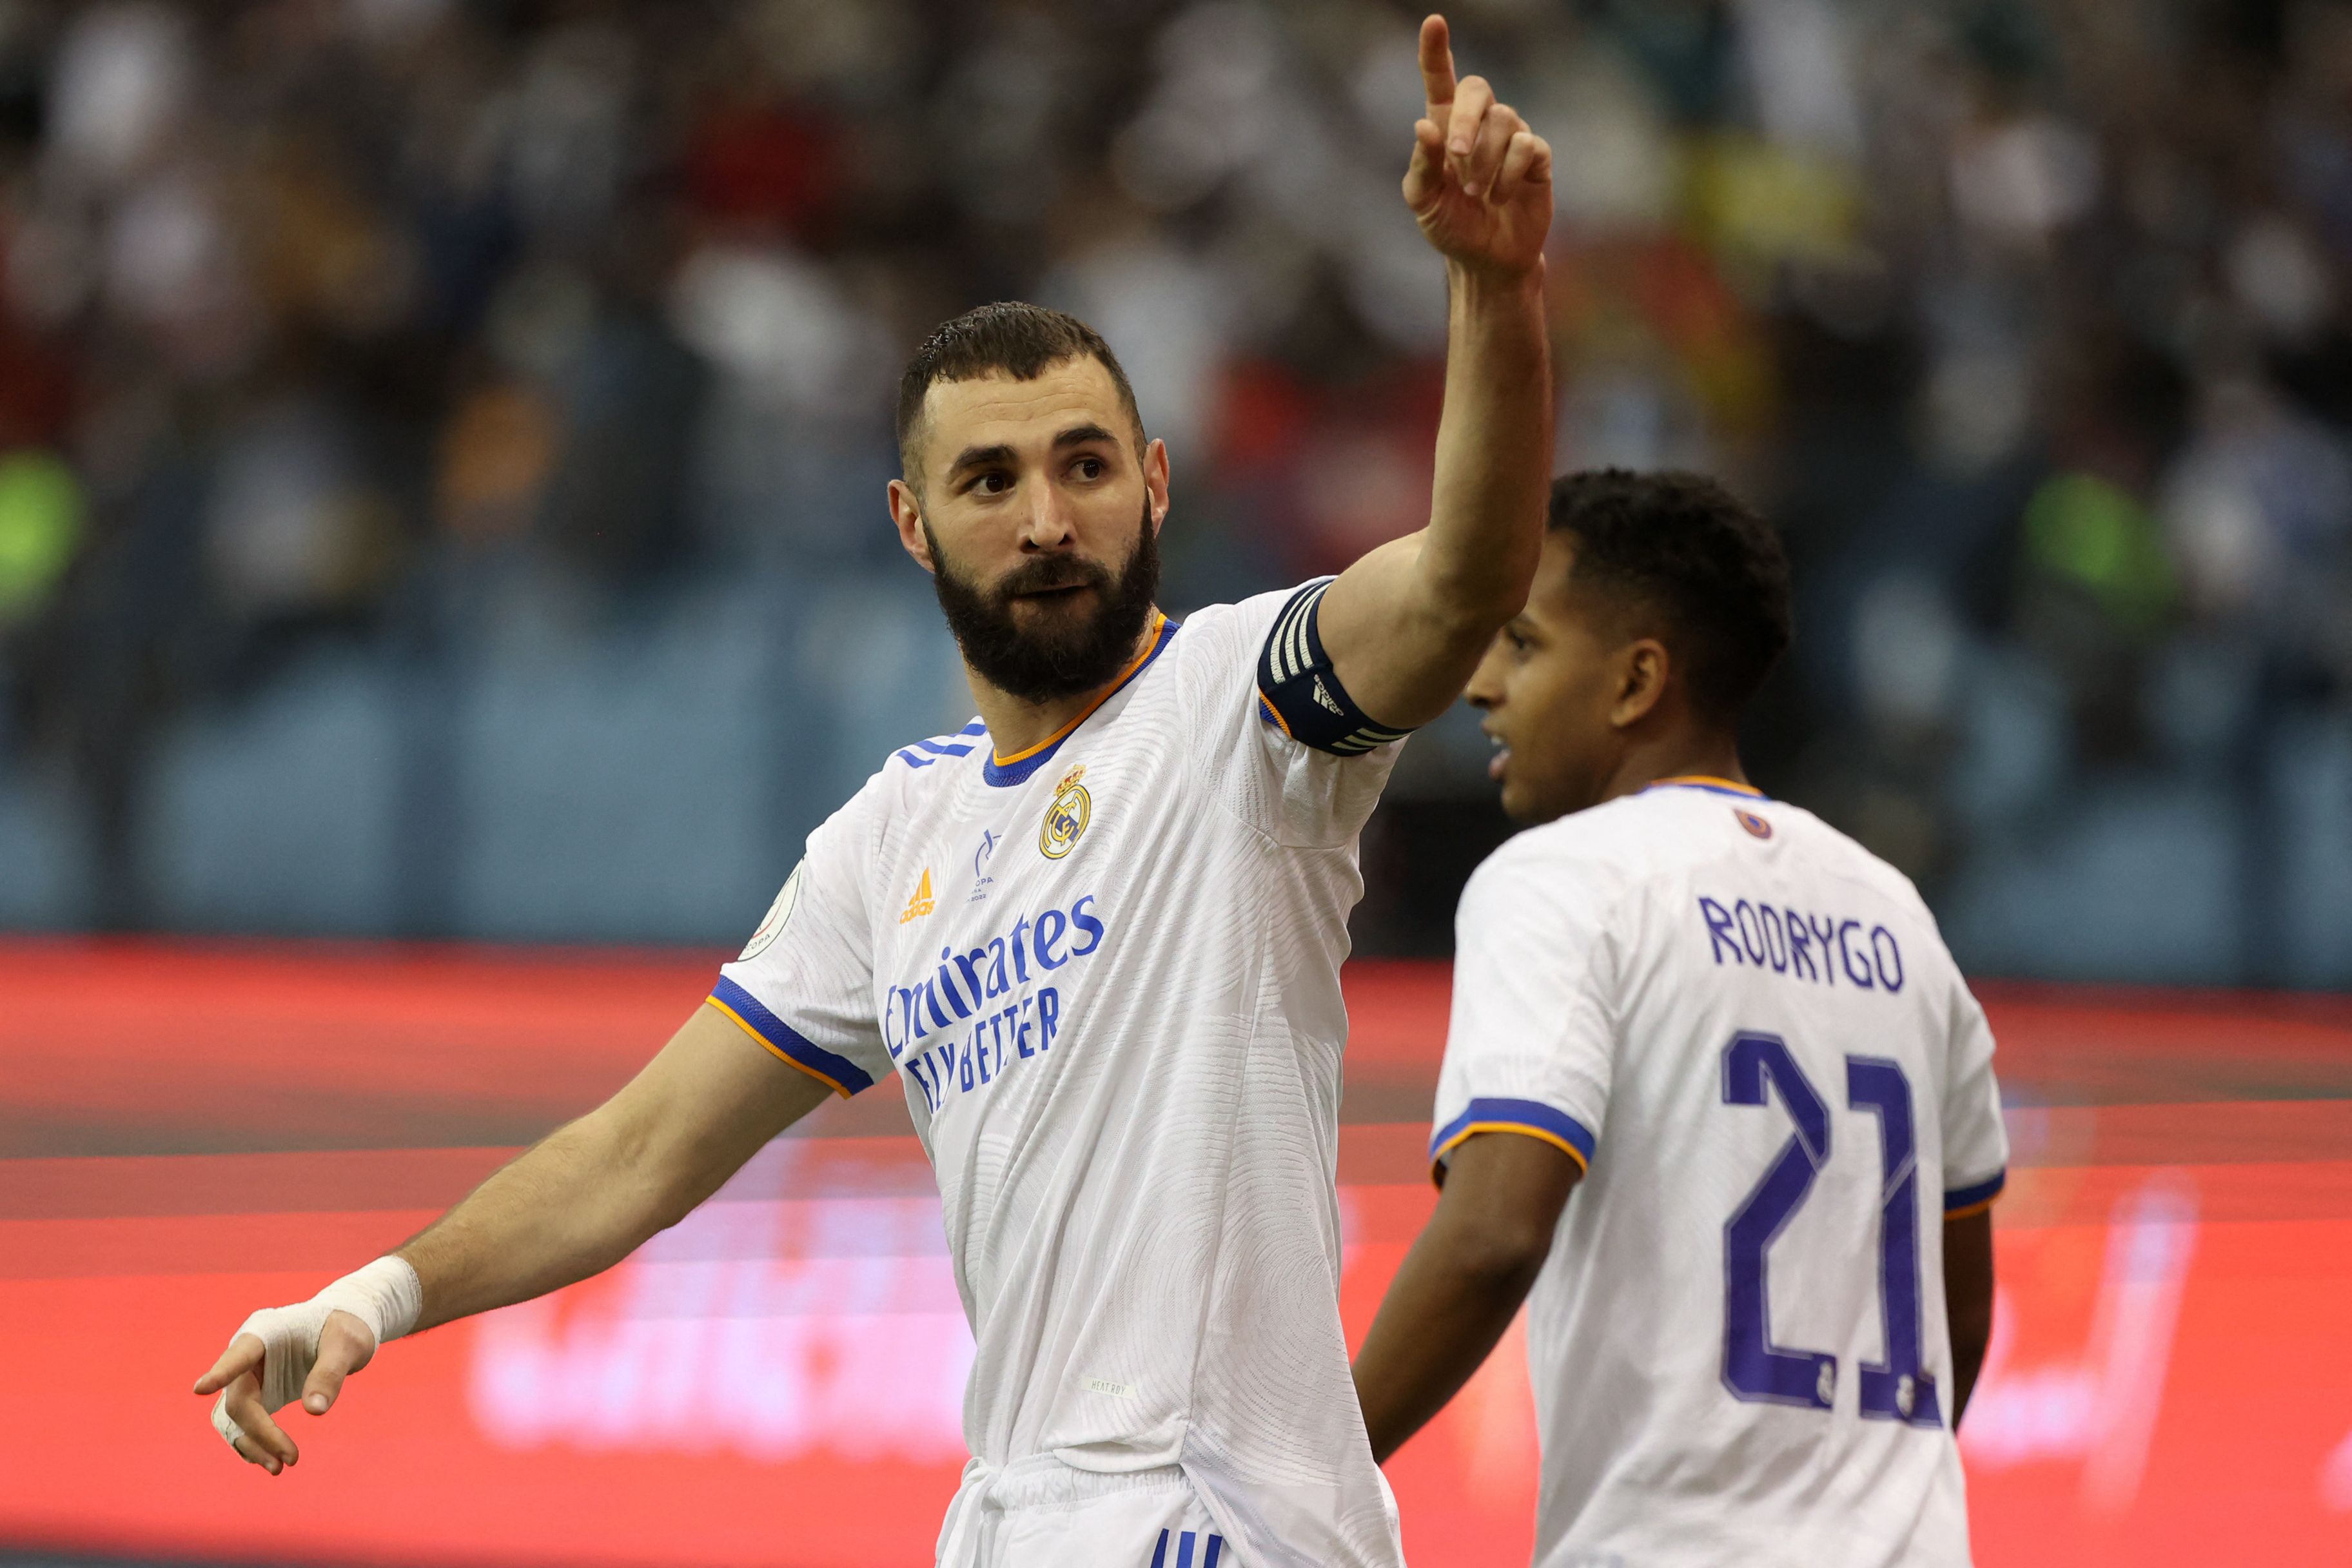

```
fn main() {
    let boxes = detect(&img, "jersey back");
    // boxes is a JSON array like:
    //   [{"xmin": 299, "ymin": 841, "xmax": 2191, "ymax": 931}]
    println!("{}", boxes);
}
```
[{"xmin": 1434, "ymin": 781, "xmax": 2007, "ymax": 1568}]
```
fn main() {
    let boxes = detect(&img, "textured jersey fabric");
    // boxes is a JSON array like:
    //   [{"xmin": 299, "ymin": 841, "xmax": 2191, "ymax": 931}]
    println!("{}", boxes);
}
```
[
  {"xmin": 936, "ymin": 1456, "xmax": 1235, "ymax": 1568},
  {"xmin": 718, "ymin": 589, "xmax": 1406, "ymax": 1568},
  {"xmin": 1435, "ymin": 781, "xmax": 2007, "ymax": 1568}
]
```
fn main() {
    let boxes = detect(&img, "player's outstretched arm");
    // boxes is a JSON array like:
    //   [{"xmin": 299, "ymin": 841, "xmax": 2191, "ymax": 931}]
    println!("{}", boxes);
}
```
[
  {"xmin": 1353, "ymin": 1129, "xmax": 1582, "ymax": 1464},
  {"xmin": 1315, "ymin": 13, "xmax": 1554, "ymax": 733},
  {"xmin": 191, "ymin": 1001, "xmax": 833, "ymax": 1475},
  {"xmin": 1944, "ymin": 1210, "xmax": 1995, "ymax": 1427}
]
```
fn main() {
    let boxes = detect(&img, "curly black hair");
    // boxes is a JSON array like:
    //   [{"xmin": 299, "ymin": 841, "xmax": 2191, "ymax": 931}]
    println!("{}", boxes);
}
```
[
  {"xmin": 1547, "ymin": 469, "xmax": 1792, "ymax": 721},
  {"xmin": 896, "ymin": 301, "xmax": 1143, "ymax": 478}
]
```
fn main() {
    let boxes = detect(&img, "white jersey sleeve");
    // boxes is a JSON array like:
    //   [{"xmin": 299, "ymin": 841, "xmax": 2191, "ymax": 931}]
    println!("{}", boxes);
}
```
[
  {"xmin": 1429, "ymin": 836, "xmax": 1622, "ymax": 1177},
  {"xmin": 1941, "ymin": 985, "xmax": 2008, "ymax": 1213},
  {"xmin": 710, "ymin": 785, "xmax": 888, "ymax": 1097},
  {"xmin": 1182, "ymin": 582, "xmax": 1404, "ymax": 850}
]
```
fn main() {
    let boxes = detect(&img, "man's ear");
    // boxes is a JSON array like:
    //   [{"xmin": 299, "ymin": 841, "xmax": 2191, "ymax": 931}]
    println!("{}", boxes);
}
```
[
  {"xmin": 1611, "ymin": 638, "xmax": 1671, "ymax": 729},
  {"xmin": 887, "ymin": 478, "xmax": 936, "ymax": 574},
  {"xmin": 1144, "ymin": 437, "xmax": 1171, "ymax": 533}
]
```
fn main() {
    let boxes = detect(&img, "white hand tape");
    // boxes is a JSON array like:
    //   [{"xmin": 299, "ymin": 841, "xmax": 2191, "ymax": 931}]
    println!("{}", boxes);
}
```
[{"xmin": 210, "ymin": 1256, "xmax": 422, "ymax": 1447}]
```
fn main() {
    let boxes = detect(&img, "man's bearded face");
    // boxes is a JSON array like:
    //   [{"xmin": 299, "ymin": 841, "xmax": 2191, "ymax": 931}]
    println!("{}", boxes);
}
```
[{"xmin": 926, "ymin": 496, "xmax": 1161, "ymax": 702}]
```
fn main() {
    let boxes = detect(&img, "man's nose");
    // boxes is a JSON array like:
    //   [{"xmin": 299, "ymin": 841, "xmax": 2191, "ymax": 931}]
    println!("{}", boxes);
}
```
[
  {"xmin": 1020, "ymin": 475, "xmax": 1076, "ymax": 550},
  {"xmin": 1465, "ymin": 644, "xmax": 1505, "ymax": 709}
]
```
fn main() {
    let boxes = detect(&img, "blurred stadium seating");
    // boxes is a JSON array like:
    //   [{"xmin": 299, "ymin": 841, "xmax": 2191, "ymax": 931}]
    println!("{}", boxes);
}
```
[
  {"xmin": 0, "ymin": 1, "xmax": 2344, "ymax": 979},
  {"xmin": 1, "ymin": 3, "xmax": 2350, "ymax": 1565}
]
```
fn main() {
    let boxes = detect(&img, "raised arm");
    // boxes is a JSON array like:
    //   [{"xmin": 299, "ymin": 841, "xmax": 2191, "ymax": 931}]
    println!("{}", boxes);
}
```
[
  {"xmin": 1316, "ymin": 14, "xmax": 1554, "ymax": 732},
  {"xmin": 191, "ymin": 1003, "xmax": 833, "ymax": 1474}
]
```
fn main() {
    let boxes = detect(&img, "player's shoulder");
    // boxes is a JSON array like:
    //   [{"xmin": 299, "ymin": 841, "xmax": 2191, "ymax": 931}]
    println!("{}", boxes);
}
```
[
  {"xmin": 855, "ymin": 718, "xmax": 990, "ymax": 813},
  {"xmin": 1145, "ymin": 585, "xmax": 1333, "ymax": 729},
  {"xmin": 1462, "ymin": 803, "xmax": 1659, "ymax": 923},
  {"xmin": 883, "ymin": 717, "xmax": 989, "ymax": 776},
  {"xmin": 1470, "ymin": 785, "xmax": 1936, "ymax": 919},
  {"xmin": 1164, "ymin": 582, "xmax": 1318, "ymax": 663},
  {"xmin": 1758, "ymin": 796, "xmax": 1939, "ymax": 923},
  {"xmin": 1489, "ymin": 785, "xmax": 1744, "ymax": 879}
]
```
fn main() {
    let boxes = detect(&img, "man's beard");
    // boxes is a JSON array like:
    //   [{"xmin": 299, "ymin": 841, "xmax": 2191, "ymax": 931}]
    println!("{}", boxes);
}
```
[{"xmin": 926, "ymin": 500, "xmax": 1161, "ymax": 703}]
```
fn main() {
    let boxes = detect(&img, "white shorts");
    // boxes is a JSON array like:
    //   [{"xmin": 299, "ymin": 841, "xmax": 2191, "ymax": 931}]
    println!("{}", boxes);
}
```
[{"xmin": 936, "ymin": 1455, "xmax": 1238, "ymax": 1568}]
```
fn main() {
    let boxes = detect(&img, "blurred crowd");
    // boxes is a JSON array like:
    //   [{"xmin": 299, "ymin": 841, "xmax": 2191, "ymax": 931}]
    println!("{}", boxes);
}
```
[{"xmin": 0, "ymin": 0, "xmax": 2346, "ymax": 983}]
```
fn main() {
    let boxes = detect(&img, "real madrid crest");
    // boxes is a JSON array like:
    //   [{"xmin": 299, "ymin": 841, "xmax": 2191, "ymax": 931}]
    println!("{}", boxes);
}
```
[{"xmin": 1039, "ymin": 764, "xmax": 1091, "ymax": 860}]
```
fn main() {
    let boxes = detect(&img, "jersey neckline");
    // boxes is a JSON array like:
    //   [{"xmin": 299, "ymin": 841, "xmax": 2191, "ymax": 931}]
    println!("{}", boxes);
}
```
[
  {"xmin": 1643, "ymin": 774, "xmax": 1768, "ymax": 800},
  {"xmin": 980, "ymin": 612, "xmax": 1180, "ymax": 788}
]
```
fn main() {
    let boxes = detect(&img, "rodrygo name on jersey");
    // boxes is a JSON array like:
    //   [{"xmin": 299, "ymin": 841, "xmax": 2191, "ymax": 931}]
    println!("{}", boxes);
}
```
[{"xmin": 1696, "ymin": 894, "xmax": 1909, "ymax": 992}]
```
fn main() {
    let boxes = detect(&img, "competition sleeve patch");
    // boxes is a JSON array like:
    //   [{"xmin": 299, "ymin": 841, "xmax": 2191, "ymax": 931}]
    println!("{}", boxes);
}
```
[{"xmin": 1257, "ymin": 578, "xmax": 1415, "ymax": 757}]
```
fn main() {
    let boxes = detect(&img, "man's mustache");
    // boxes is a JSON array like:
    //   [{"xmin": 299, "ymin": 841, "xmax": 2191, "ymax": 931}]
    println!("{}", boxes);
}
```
[{"xmin": 992, "ymin": 556, "xmax": 1112, "ymax": 599}]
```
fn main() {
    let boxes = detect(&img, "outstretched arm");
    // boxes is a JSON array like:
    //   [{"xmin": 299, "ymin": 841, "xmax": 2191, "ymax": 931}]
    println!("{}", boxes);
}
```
[
  {"xmin": 397, "ymin": 1004, "xmax": 832, "ymax": 1328},
  {"xmin": 1354, "ymin": 1129, "xmax": 1582, "ymax": 1463},
  {"xmin": 1317, "ymin": 14, "xmax": 1554, "ymax": 732},
  {"xmin": 192, "ymin": 1003, "xmax": 834, "ymax": 1473}
]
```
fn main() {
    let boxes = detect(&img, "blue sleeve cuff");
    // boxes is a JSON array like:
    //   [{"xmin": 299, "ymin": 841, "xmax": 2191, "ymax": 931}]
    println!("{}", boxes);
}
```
[
  {"xmin": 1430, "ymin": 1097, "xmax": 1598, "ymax": 1183},
  {"xmin": 708, "ymin": 975, "xmax": 874, "ymax": 1097},
  {"xmin": 1944, "ymin": 1169, "xmax": 2006, "ymax": 1215}
]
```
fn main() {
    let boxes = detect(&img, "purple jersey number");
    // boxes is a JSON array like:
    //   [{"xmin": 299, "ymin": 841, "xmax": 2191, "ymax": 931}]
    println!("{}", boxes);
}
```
[{"xmin": 1720, "ymin": 1033, "xmax": 1941, "ymax": 1427}]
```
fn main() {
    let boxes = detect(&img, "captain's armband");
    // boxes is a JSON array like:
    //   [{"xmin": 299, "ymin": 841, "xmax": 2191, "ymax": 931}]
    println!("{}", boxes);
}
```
[{"xmin": 1256, "ymin": 580, "xmax": 1414, "ymax": 756}]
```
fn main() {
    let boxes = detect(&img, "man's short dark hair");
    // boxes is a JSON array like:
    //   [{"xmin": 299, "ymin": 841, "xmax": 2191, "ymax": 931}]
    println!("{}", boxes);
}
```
[
  {"xmin": 1547, "ymin": 468, "xmax": 1792, "ymax": 721},
  {"xmin": 895, "ymin": 302, "xmax": 1144, "ymax": 479}
]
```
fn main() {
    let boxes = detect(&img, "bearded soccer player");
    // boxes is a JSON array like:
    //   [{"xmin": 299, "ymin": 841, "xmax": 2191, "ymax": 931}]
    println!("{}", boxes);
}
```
[
  {"xmin": 192, "ymin": 17, "xmax": 1551, "ymax": 1565},
  {"xmin": 1352, "ymin": 472, "xmax": 2005, "ymax": 1566}
]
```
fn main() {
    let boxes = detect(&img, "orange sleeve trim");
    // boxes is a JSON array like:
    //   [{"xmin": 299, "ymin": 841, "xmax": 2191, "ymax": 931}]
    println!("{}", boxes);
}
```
[
  {"xmin": 705, "ymin": 996, "xmax": 852, "ymax": 1099},
  {"xmin": 1427, "ymin": 1122, "xmax": 1592, "ymax": 1188}
]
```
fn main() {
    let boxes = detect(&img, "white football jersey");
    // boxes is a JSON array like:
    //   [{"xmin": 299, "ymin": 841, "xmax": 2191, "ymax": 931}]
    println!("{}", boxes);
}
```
[
  {"xmin": 1435, "ymin": 779, "xmax": 2007, "ymax": 1568},
  {"xmin": 718, "ymin": 589, "xmax": 1406, "ymax": 1567}
]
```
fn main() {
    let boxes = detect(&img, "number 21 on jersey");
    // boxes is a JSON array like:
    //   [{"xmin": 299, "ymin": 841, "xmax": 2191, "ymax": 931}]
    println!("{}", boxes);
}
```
[{"xmin": 1720, "ymin": 1030, "xmax": 1941, "ymax": 1428}]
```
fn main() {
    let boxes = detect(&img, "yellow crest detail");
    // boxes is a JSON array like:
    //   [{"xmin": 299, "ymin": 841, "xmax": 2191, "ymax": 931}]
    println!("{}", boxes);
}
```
[
  {"xmin": 1039, "ymin": 781, "xmax": 1092, "ymax": 860},
  {"xmin": 1055, "ymin": 763, "xmax": 1087, "ymax": 793},
  {"xmin": 899, "ymin": 867, "xmax": 936, "ymax": 924}
]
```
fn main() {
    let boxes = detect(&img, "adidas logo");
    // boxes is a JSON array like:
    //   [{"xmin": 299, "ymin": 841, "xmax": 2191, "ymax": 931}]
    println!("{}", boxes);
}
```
[
  {"xmin": 899, "ymin": 868, "xmax": 936, "ymax": 925},
  {"xmin": 1312, "ymin": 676, "xmax": 1344, "ymax": 715}
]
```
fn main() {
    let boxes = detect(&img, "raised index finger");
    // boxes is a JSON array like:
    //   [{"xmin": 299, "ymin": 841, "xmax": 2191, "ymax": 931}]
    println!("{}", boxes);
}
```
[{"xmin": 1419, "ymin": 14, "xmax": 1456, "ymax": 115}]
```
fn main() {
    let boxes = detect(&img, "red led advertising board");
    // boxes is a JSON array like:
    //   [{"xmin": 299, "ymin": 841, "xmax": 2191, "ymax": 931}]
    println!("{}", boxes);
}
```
[{"xmin": 3, "ymin": 943, "xmax": 2350, "ymax": 1565}]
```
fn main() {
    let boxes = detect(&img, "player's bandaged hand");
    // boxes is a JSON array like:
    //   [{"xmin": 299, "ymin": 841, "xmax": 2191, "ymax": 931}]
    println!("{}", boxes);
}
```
[{"xmin": 192, "ymin": 1256, "xmax": 422, "ymax": 1475}]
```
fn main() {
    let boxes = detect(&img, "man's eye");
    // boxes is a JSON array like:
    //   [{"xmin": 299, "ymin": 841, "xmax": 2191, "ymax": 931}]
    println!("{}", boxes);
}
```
[
  {"xmin": 974, "ymin": 473, "xmax": 1010, "ymax": 495},
  {"xmin": 1073, "ymin": 457, "xmax": 1104, "ymax": 480},
  {"xmin": 1504, "ymin": 628, "xmax": 1529, "ymax": 652}
]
